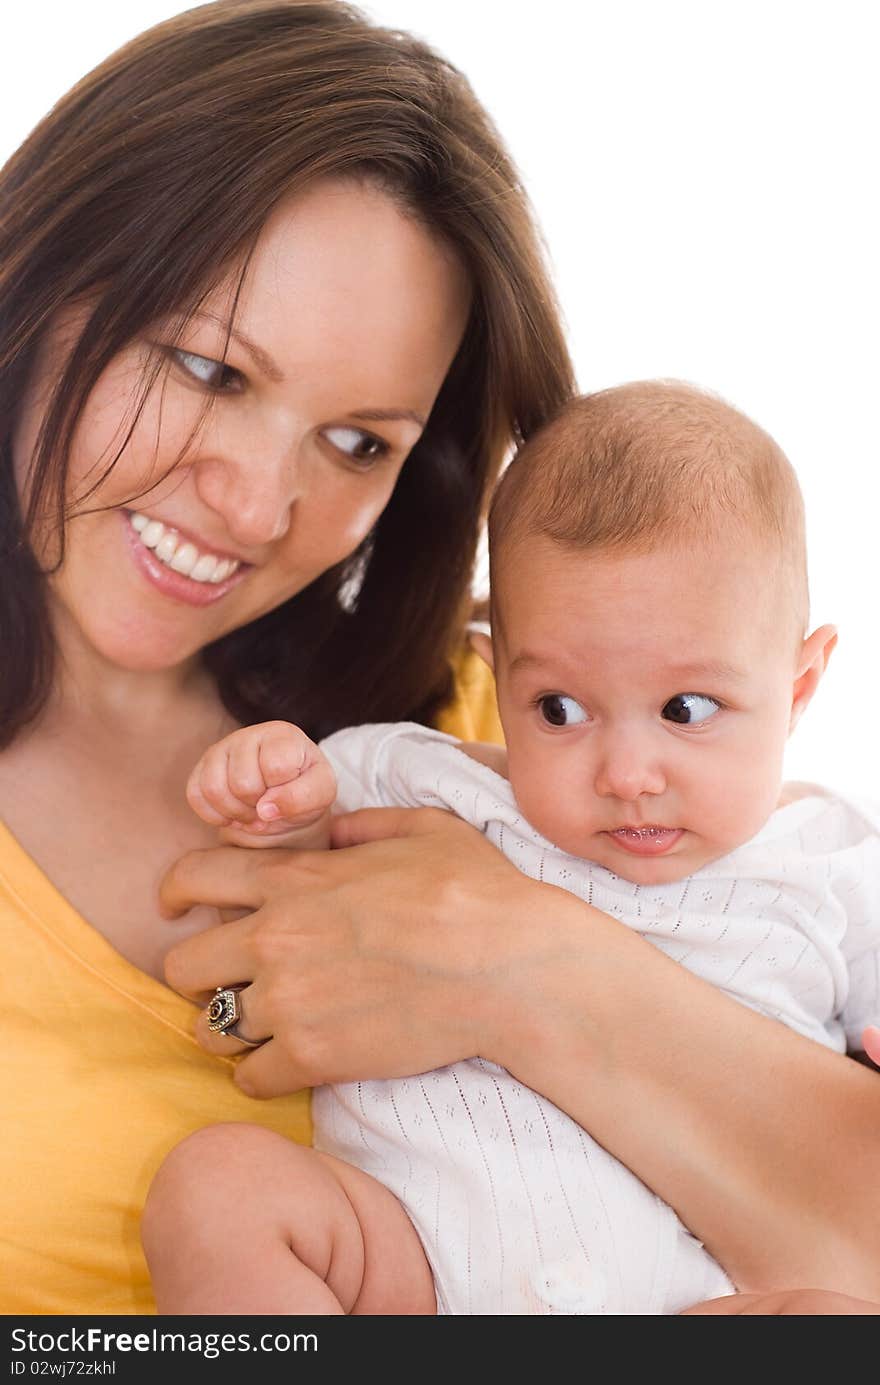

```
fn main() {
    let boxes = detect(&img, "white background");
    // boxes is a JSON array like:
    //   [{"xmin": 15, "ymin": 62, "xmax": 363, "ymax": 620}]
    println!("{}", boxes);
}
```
[{"xmin": 3, "ymin": 1, "xmax": 877, "ymax": 795}]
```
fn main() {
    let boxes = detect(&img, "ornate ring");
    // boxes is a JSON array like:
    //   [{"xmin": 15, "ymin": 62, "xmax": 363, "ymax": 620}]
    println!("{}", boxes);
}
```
[{"xmin": 206, "ymin": 985, "xmax": 266, "ymax": 1047}]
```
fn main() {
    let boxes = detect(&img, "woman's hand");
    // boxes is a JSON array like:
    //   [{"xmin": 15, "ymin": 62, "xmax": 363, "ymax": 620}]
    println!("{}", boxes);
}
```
[
  {"xmin": 161, "ymin": 806, "xmax": 546, "ymax": 1097},
  {"xmin": 681, "ymin": 1289, "xmax": 880, "ymax": 1315}
]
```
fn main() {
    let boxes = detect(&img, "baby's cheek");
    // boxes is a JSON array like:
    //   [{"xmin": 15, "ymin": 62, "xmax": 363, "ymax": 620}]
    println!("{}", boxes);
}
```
[
  {"xmin": 696, "ymin": 752, "xmax": 782, "ymax": 854},
  {"xmin": 507, "ymin": 756, "xmax": 596, "ymax": 856}
]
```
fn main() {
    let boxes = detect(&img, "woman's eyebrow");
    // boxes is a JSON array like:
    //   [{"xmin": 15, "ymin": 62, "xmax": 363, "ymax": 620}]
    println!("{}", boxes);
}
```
[
  {"xmin": 349, "ymin": 407, "xmax": 427, "ymax": 428},
  {"xmin": 192, "ymin": 310, "xmax": 284, "ymax": 383}
]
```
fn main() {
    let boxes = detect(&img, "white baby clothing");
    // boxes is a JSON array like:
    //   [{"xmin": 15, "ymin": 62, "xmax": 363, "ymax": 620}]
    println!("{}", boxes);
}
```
[{"xmin": 314, "ymin": 723, "xmax": 880, "ymax": 1315}]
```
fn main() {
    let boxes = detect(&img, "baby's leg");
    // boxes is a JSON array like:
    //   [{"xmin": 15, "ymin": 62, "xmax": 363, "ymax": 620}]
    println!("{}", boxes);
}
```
[{"xmin": 142, "ymin": 1123, "xmax": 436, "ymax": 1315}]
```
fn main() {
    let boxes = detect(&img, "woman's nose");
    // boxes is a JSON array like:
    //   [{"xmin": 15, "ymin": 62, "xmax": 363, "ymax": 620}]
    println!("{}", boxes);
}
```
[
  {"xmin": 593, "ymin": 732, "xmax": 667, "ymax": 803},
  {"xmin": 192, "ymin": 425, "xmax": 301, "ymax": 549}
]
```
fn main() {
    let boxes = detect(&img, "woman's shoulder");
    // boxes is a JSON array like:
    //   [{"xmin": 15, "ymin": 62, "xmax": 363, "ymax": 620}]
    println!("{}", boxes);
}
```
[{"xmin": 433, "ymin": 637, "xmax": 504, "ymax": 745}]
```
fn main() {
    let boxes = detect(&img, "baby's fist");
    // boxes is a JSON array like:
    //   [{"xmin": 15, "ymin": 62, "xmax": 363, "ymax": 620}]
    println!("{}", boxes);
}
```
[{"xmin": 187, "ymin": 720, "xmax": 336, "ymax": 845}]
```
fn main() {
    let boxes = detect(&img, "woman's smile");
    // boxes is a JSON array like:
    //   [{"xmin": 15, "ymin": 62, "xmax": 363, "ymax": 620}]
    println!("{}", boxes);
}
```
[{"xmin": 122, "ymin": 510, "xmax": 250, "ymax": 607}]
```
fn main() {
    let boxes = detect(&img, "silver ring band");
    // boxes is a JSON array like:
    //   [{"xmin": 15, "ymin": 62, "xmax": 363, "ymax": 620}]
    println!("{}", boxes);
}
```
[{"xmin": 222, "ymin": 1021, "xmax": 267, "ymax": 1048}]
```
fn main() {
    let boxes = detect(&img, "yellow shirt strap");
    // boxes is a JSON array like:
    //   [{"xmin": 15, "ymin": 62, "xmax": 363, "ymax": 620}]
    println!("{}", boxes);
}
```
[{"xmin": 434, "ymin": 641, "xmax": 504, "ymax": 745}]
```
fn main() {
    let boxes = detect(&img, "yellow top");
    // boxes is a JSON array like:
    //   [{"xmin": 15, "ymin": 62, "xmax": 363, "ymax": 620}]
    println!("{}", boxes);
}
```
[{"xmin": 1, "ymin": 647, "xmax": 501, "ymax": 1315}]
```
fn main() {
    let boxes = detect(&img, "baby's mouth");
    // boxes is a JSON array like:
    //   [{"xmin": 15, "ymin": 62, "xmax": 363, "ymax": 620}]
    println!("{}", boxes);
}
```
[
  {"xmin": 605, "ymin": 826, "xmax": 684, "ymax": 857},
  {"xmin": 611, "ymin": 826, "xmax": 675, "ymax": 840}
]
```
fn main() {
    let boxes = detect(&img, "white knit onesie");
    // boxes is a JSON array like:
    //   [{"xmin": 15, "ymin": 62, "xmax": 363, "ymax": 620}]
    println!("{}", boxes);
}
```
[{"xmin": 314, "ymin": 723, "xmax": 880, "ymax": 1315}]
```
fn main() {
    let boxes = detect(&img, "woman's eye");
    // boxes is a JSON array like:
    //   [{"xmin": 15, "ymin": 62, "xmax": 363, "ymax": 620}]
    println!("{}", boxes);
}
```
[
  {"xmin": 537, "ymin": 694, "xmax": 588, "ymax": 727},
  {"xmin": 323, "ymin": 426, "xmax": 390, "ymax": 467},
  {"xmin": 171, "ymin": 348, "xmax": 242, "ymax": 392},
  {"xmin": 662, "ymin": 693, "xmax": 720, "ymax": 726}
]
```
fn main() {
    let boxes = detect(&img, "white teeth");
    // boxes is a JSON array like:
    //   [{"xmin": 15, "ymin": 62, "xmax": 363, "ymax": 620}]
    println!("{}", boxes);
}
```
[
  {"xmin": 190, "ymin": 554, "xmax": 219, "ymax": 583},
  {"xmin": 155, "ymin": 532, "xmax": 178, "ymax": 564},
  {"xmin": 169, "ymin": 542, "xmax": 199, "ymax": 576},
  {"xmin": 128, "ymin": 512, "xmax": 240, "ymax": 585}
]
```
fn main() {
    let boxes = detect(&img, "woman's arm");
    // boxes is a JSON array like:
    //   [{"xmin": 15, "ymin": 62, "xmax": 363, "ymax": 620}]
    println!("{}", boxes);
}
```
[
  {"xmin": 498, "ymin": 883, "xmax": 880, "ymax": 1301},
  {"xmin": 161, "ymin": 807, "xmax": 880, "ymax": 1300},
  {"xmin": 681, "ymin": 1290, "xmax": 880, "ymax": 1315}
]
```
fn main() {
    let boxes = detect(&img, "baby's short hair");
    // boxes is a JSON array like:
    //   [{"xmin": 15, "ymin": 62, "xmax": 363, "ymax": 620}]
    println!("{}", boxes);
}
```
[{"xmin": 488, "ymin": 380, "xmax": 809, "ymax": 649}]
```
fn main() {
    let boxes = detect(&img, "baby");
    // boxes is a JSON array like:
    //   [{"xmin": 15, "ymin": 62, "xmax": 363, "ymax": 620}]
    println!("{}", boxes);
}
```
[{"xmin": 143, "ymin": 381, "xmax": 880, "ymax": 1315}]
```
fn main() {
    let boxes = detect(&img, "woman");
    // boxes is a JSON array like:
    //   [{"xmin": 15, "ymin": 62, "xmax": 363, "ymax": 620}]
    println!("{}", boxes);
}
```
[
  {"xmin": 1, "ymin": 0, "xmax": 569, "ymax": 1313},
  {"xmin": 1, "ymin": 0, "xmax": 876, "ymax": 1315}
]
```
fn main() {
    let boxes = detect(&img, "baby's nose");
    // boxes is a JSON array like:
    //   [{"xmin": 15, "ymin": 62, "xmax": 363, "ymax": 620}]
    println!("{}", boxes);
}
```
[{"xmin": 594, "ymin": 743, "xmax": 666, "ymax": 801}]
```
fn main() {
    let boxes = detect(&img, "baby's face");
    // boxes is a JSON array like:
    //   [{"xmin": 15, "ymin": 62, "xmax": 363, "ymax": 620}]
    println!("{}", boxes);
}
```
[{"xmin": 492, "ymin": 536, "xmax": 810, "ymax": 885}]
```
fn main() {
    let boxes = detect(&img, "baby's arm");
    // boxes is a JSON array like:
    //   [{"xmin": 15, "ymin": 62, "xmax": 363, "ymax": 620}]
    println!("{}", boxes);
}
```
[{"xmin": 187, "ymin": 721, "xmax": 337, "ymax": 850}]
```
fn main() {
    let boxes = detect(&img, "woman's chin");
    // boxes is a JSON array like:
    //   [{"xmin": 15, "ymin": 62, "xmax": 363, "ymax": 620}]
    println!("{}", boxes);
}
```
[
  {"xmin": 99, "ymin": 625, "xmax": 213, "ymax": 673},
  {"xmin": 52, "ymin": 610, "xmax": 212, "ymax": 678}
]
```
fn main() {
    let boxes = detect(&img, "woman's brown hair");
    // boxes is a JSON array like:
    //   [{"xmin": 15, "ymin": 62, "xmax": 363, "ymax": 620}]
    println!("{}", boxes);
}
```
[{"xmin": 0, "ymin": 0, "xmax": 575, "ymax": 744}]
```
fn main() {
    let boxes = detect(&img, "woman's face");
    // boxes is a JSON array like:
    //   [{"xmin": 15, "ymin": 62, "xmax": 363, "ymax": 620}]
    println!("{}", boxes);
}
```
[{"xmin": 14, "ymin": 179, "xmax": 470, "ymax": 673}]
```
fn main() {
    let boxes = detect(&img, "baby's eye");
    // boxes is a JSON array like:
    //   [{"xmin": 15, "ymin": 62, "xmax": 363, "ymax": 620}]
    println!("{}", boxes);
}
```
[
  {"xmin": 662, "ymin": 693, "xmax": 720, "ymax": 725},
  {"xmin": 171, "ymin": 348, "xmax": 242, "ymax": 393},
  {"xmin": 323, "ymin": 426, "xmax": 390, "ymax": 468},
  {"xmin": 537, "ymin": 694, "xmax": 589, "ymax": 727}
]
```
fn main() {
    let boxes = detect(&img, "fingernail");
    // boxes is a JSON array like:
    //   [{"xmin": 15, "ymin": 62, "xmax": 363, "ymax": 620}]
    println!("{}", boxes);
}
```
[{"xmin": 257, "ymin": 801, "xmax": 281, "ymax": 821}]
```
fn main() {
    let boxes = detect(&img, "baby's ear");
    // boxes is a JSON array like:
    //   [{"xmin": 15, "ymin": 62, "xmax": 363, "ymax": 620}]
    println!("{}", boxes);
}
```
[
  {"xmin": 468, "ymin": 628, "xmax": 494, "ymax": 671},
  {"xmin": 789, "ymin": 624, "xmax": 838, "ymax": 734}
]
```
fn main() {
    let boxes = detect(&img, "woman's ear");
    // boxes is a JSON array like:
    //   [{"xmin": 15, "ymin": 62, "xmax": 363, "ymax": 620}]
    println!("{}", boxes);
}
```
[
  {"xmin": 468, "ymin": 629, "xmax": 494, "ymax": 671},
  {"xmin": 789, "ymin": 623, "xmax": 837, "ymax": 734}
]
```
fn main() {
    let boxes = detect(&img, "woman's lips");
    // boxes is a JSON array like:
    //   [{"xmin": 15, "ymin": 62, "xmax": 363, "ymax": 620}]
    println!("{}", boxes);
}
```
[
  {"xmin": 121, "ymin": 510, "xmax": 249, "ymax": 607},
  {"xmin": 604, "ymin": 827, "xmax": 684, "ymax": 856}
]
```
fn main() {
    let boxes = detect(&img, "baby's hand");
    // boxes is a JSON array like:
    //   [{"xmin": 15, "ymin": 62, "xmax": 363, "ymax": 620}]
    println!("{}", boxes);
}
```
[{"xmin": 187, "ymin": 721, "xmax": 336, "ymax": 848}]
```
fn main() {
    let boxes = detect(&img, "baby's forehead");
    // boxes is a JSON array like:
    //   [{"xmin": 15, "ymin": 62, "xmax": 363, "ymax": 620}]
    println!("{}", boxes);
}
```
[
  {"xmin": 492, "ymin": 534, "xmax": 791, "ymax": 678},
  {"xmin": 494, "ymin": 531, "xmax": 778, "ymax": 603}
]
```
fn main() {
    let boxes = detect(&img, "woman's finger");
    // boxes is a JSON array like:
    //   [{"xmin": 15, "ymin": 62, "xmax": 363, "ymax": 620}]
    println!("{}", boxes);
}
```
[
  {"xmin": 163, "ymin": 916, "xmax": 262, "ymax": 1001},
  {"xmin": 330, "ymin": 804, "xmax": 454, "ymax": 849},
  {"xmin": 229, "ymin": 1038, "xmax": 313, "ymax": 1100},
  {"xmin": 190, "ymin": 979, "xmax": 273, "ymax": 1054},
  {"xmin": 158, "ymin": 845, "xmax": 285, "ymax": 918},
  {"xmin": 188, "ymin": 971, "xmax": 315, "ymax": 1093}
]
